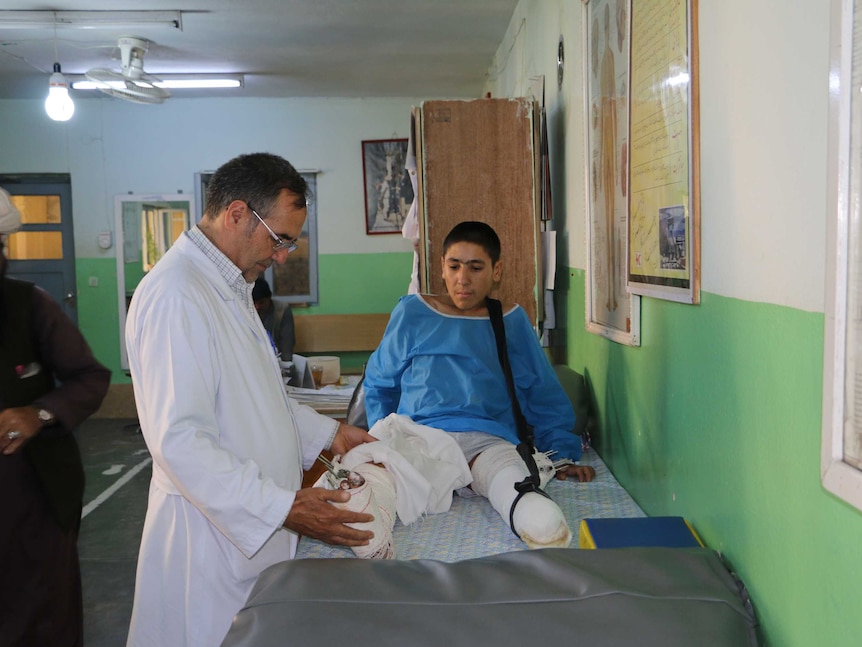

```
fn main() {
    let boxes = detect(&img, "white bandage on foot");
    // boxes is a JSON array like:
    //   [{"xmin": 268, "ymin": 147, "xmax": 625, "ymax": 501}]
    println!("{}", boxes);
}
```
[
  {"xmin": 511, "ymin": 492, "xmax": 572, "ymax": 549},
  {"xmin": 470, "ymin": 443, "xmax": 572, "ymax": 549},
  {"xmin": 331, "ymin": 462, "xmax": 397, "ymax": 559}
]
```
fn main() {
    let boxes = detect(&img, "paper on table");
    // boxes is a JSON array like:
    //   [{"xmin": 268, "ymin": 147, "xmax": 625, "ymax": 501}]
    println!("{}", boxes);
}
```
[
  {"xmin": 286, "ymin": 384, "xmax": 355, "ymax": 400},
  {"xmin": 285, "ymin": 383, "xmax": 356, "ymax": 417},
  {"xmin": 289, "ymin": 354, "xmax": 316, "ymax": 389}
]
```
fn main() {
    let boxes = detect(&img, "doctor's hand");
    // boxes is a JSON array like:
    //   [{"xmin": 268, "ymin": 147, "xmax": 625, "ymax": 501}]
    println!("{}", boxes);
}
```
[
  {"xmin": 284, "ymin": 487, "xmax": 374, "ymax": 547},
  {"xmin": 330, "ymin": 423, "xmax": 376, "ymax": 456}
]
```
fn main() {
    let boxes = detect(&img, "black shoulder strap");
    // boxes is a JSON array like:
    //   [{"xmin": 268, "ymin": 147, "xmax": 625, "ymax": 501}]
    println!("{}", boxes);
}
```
[
  {"xmin": 486, "ymin": 297, "xmax": 550, "ymax": 536},
  {"xmin": 486, "ymin": 297, "xmax": 532, "ymax": 446}
]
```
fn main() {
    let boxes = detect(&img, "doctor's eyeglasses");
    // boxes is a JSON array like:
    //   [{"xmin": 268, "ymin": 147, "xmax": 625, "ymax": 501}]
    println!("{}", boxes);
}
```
[{"xmin": 248, "ymin": 205, "xmax": 299, "ymax": 253}]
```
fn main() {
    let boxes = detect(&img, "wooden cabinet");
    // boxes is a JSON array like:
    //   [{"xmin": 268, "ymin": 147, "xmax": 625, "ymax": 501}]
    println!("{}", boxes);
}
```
[{"xmin": 414, "ymin": 98, "xmax": 543, "ymax": 325}]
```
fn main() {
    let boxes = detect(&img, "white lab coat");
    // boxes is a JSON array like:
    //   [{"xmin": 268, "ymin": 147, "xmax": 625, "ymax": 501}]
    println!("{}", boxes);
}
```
[{"xmin": 125, "ymin": 234, "xmax": 335, "ymax": 647}]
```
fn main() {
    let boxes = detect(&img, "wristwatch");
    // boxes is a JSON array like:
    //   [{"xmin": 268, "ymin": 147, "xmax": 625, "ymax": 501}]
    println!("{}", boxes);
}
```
[{"xmin": 35, "ymin": 408, "xmax": 56, "ymax": 426}]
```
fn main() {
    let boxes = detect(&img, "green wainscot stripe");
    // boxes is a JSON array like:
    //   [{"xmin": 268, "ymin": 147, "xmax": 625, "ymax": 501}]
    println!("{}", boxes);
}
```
[
  {"xmin": 561, "ymin": 267, "xmax": 862, "ymax": 647},
  {"xmin": 75, "ymin": 257, "xmax": 123, "ymax": 381},
  {"xmin": 303, "ymin": 251, "xmax": 412, "ymax": 314}
]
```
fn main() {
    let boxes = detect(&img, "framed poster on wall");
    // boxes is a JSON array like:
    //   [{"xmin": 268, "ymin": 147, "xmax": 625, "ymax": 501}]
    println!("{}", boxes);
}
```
[
  {"xmin": 626, "ymin": 0, "xmax": 700, "ymax": 304},
  {"xmin": 361, "ymin": 138, "xmax": 414, "ymax": 235},
  {"xmin": 584, "ymin": 0, "xmax": 641, "ymax": 345}
]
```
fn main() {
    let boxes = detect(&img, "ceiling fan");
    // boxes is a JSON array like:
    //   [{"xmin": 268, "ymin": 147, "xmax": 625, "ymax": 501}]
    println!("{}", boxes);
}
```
[{"xmin": 84, "ymin": 36, "xmax": 171, "ymax": 105}]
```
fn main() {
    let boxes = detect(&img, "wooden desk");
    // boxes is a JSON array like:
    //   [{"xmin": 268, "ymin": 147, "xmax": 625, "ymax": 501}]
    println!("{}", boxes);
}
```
[{"xmin": 294, "ymin": 313, "xmax": 390, "ymax": 355}]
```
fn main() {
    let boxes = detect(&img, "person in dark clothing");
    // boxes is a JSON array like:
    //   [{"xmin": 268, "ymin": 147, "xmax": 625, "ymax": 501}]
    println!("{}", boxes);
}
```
[
  {"xmin": 252, "ymin": 277, "xmax": 295, "ymax": 360},
  {"xmin": 0, "ymin": 188, "xmax": 111, "ymax": 647}
]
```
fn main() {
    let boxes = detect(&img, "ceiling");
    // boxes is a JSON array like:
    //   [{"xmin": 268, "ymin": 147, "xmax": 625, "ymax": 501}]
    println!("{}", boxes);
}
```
[{"xmin": 0, "ymin": 0, "xmax": 519, "ymax": 101}]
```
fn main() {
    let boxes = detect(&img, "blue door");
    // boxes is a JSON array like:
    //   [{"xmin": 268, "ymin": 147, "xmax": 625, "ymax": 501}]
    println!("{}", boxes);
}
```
[{"xmin": 1, "ymin": 176, "xmax": 77, "ymax": 325}]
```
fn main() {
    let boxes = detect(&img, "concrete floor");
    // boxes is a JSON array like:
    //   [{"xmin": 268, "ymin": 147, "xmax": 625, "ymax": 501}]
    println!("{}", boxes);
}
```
[{"xmin": 77, "ymin": 417, "xmax": 150, "ymax": 647}]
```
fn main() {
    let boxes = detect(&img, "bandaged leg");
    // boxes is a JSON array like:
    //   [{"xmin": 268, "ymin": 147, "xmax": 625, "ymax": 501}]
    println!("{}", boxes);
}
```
[
  {"xmin": 331, "ymin": 463, "xmax": 397, "ymax": 559},
  {"xmin": 470, "ymin": 443, "xmax": 572, "ymax": 549}
]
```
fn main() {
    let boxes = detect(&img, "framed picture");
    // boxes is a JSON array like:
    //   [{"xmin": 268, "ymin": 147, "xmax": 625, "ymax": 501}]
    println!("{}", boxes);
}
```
[
  {"xmin": 584, "ymin": 0, "xmax": 641, "ymax": 346},
  {"xmin": 626, "ymin": 0, "xmax": 700, "ymax": 304},
  {"xmin": 361, "ymin": 138, "xmax": 414, "ymax": 235}
]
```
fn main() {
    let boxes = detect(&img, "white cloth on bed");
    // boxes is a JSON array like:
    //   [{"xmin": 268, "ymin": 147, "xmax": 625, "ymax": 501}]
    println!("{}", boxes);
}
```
[{"xmin": 338, "ymin": 413, "xmax": 472, "ymax": 525}]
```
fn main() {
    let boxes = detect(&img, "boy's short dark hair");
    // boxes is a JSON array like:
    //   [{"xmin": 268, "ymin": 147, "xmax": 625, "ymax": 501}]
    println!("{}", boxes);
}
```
[{"xmin": 442, "ymin": 221, "xmax": 501, "ymax": 263}]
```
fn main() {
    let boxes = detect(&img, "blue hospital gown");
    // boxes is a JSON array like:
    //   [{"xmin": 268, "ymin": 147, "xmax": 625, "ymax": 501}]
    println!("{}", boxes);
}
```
[{"xmin": 364, "ymin": 294, "xmax": 581, "ymax": 460}]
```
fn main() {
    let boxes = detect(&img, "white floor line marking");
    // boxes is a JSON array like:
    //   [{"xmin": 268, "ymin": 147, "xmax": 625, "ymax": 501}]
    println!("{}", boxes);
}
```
[
  {"xmin": 102, "ymin": 464, "xmax": 125, "ymax": 476},
  {"xmin": 82, "ymin": 456, "xmax": 152, "ymax": 519}
]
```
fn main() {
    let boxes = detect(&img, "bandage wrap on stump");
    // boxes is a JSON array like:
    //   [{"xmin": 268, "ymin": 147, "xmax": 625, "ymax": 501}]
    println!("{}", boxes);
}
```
[
  {"xmin": 470, "ymin": 443, "xmax": 572, "ymax": 549},
  {"xmin": 331, "ymin": 463, "xmax": 397, "ymax": 559}
]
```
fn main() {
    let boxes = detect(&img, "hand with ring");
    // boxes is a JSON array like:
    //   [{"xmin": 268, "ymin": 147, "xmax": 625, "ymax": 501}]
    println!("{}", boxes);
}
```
[{"xmin": 0, "ymin": 406, "xmax": 42, "ymax": 455}]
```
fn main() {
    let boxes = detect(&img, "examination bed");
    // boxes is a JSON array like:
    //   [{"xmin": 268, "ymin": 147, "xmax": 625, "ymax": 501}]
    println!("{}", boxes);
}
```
[{"xmin": 222, "ymin": 449, "xmax": 759, "ymax": 646}]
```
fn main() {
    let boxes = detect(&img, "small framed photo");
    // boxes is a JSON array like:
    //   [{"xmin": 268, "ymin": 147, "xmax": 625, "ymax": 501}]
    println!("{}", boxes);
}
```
[{"xmin": 361, "ymin": 138, "xmax": 413, "ymax": 235}]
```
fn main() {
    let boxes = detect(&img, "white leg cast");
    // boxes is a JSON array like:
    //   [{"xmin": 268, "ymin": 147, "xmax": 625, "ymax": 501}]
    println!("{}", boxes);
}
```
[
  {"xmin": 470, "ymin": 443, "xmax": 572, "ymax": 549},
  {"xmin": 332, "ymin": 463, "xmax": 397, "ymax": 559},
  {"xmin": 511, "ymin": 493, "xmax": 572, "ymax": 549}
]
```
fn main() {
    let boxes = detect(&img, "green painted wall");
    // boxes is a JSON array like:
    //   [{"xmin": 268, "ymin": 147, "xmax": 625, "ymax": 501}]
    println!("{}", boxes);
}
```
[
  {"xmin": 76, "ymin": 257, "xmax": 121, "ymax": 379},
  {"xmin": 562, "ymin": 268, "xmax": 862, "ymax": 647},
  {"xmin": 73, "ymin": 252, "xmax": 412, "ymax": 383},
  {"xmin": 304, "ymin": 252, "xmax": 411, "ymax": 314}
]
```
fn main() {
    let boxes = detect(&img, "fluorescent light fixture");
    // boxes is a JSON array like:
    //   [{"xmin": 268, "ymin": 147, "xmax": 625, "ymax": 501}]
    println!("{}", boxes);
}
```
[
  {"xmin": 159, "ymin": 78, "xmax": 242, "ymax": 89},
  {"xmin": 0, "ymin": 10, "xmax": 182, "ymax": 30},
  {"xmin": 70, "ymin": 74, "xmax": 244, "ymax": 91}
]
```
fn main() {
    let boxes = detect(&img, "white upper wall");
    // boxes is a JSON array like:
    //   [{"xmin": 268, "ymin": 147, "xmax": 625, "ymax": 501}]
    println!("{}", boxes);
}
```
[
  {"xmin": 0, "ymin": 96, "xmax": 424, "ymax": 258},
  {"xmin": 484, "ymin": 0, "xmax": 830, "ymax": 314}
]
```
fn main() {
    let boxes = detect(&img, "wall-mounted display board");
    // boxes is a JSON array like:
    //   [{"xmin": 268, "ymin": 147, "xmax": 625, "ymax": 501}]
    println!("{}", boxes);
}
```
[
  {"xmin": 583, "ymin": 0, "xmax": 641, "ymax": 346},
  {"xmin": 626, "ymin": 0, "xmax": 700, "ymax": 304}
]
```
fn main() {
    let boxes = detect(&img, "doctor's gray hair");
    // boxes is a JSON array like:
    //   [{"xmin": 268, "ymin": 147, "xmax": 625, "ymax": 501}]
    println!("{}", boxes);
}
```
[{"xmin": 203, "ymin": 152, "xmax": 310, "ymax": 221}]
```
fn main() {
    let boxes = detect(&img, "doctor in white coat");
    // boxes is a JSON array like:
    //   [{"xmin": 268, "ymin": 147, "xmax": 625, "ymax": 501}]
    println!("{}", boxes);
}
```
[{"xmin": 125, "ymin": 153, "xmax": 375, "ymax": 647}]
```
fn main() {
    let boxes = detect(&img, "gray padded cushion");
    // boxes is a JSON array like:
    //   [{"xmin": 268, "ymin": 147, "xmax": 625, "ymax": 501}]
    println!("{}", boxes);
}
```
[{"xmin": 222, "ymin": 547, "xmax": 758, "ymax": 647}]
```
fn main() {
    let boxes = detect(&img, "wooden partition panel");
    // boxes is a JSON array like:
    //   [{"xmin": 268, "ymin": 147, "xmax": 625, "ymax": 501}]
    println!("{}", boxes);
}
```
[{"xmin": 417, "ymin": 98, "xmax": 541, "ymax": 325}]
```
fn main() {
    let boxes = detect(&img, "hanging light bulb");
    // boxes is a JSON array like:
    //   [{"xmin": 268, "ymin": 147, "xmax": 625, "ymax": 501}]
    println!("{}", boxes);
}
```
[{"xmin": 45, "ymin": 62, "xmax": 75, "ymax": 121}]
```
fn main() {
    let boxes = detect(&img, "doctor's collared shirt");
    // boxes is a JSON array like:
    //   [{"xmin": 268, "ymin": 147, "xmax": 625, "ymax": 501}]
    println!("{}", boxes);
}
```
[{"xmin": 187, "ymin": 226, "xmax": 256, "ymax": 316}]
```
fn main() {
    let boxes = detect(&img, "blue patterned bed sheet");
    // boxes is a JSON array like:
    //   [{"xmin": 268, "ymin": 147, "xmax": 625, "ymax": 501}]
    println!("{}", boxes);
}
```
[{"xmin": 296, "ymin": 448, "xmax": 645, "ymax": 562}]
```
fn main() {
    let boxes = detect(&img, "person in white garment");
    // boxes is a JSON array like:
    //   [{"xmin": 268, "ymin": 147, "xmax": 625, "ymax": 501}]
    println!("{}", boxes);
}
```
[{"xmin": 125, "ymin": 153, "xmax": 375, "ymax": 647}]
